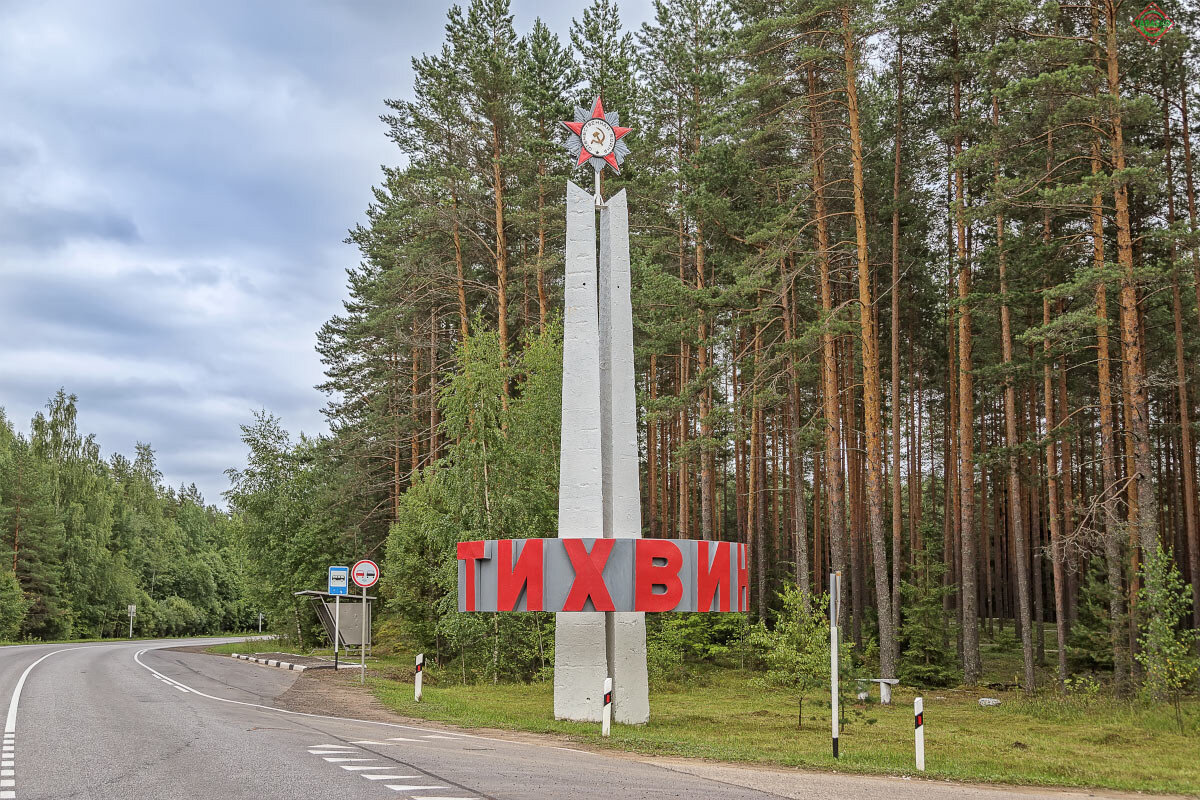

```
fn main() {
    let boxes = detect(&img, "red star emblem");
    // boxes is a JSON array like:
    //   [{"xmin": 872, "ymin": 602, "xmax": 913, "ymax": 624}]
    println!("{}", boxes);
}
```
[{"xmin": 562, "ymin": 96, "xmax": 632, "ymax": 173}]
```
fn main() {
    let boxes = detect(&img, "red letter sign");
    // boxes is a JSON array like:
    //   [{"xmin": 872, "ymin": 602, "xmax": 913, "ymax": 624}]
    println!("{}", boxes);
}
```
[
  {"xmin": 697, "ymin": 541, "xmax": 730, "ymax": 612},
  {"xmin": 497, "ymin": 539, "xmax": 544, "ymax": 611},
  {"xmin": 636, "ymin": 539, "xmax": 683, "ymax": 611},
  {"xmin": 457, "ymin": 541, "xmax": 488, "ymax": 611},
  {"xmin": 562, "ymin": 539, "xmax": 616, "ymax": 611}
]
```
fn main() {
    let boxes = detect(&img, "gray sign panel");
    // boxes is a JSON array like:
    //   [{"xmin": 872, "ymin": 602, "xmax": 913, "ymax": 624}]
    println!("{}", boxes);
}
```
[{"xmin": 457, "ymin": 538, "xmax": 746, "ymax": 613}]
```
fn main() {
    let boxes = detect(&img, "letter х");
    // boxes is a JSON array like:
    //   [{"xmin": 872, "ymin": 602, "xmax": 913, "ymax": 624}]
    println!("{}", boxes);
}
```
[{"xmin": 562, "ymin": 539, "xmax": 615, "ymax": 611}]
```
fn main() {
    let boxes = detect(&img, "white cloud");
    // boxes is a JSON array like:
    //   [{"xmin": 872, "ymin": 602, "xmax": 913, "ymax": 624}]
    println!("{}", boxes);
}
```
[{"xmin": 0, "ymin": 0, "xmax": 652, "ymax": 506}]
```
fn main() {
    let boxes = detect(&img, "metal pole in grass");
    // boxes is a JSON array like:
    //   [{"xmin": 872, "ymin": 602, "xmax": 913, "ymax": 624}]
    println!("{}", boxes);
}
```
[
  {"xmin": 360, "ymin": 583, "xmax": 367, "ymax": 685},
  {"xmin": 830, "ymin": 571, "xmax": 841, "ymax": 759},
  {"xmin": 915, "ymin": 696, "xmax": 925, "ymax": 771},
  {"xmin": 415, "ymin": 653, "xmax": 424, "ymax": 702},
  {"xmin": 601, "ymin": 677, "xmax": 613, "ymax": 737}
]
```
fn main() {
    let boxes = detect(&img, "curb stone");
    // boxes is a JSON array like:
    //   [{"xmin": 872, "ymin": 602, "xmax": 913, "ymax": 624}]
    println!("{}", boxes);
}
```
[{"xmin": 229, "ymin": 652, "xmax": 308, "ymax": 672}]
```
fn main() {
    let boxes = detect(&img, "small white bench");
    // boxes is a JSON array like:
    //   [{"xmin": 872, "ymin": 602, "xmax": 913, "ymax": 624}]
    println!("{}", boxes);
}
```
[
  {"xmin": 871, "ymin": 677, "xmax": 900, "ymax": 704},
  {"xmin": 854, "ymin": 677, "xmax": 900, "ymax": 704}
]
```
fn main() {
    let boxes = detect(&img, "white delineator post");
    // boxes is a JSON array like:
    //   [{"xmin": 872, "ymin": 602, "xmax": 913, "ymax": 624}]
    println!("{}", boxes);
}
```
[
  {"xmin": 915, "ymin": 696, "xmax": 925, "ymax": 771},
  {"xmin": 601, "ymin": 677, "xmax": 613, "ymax": 737},
  {"xmin": 830, "ymin": 570, "xmax": 841, "ymax": 759},
  {"xmin": 128, "ymin": 604, "xmax": 135, "ymax": 639},
  {"xmin": 415, "ymin": 653, "xmax": 424, "ymax": 702}
]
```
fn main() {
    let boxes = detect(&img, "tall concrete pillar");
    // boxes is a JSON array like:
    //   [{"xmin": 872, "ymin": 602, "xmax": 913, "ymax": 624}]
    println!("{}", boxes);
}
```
[
  {"xmin": 554, "ymin": 183, "xmax": 650, "ymax": 724},
  {"xmin": 599, "ymin": 190, "xmax": 650, "ymax": 724},
  {"xmin": 554, "ymin": 181, "xmax": 609, "ymax": 722}
]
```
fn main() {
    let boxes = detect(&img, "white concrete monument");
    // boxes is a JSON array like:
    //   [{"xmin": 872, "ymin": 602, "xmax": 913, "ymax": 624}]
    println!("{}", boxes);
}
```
[{"xmin": 556, "ymin": 97, "xmax": 649, "ymax": 724}]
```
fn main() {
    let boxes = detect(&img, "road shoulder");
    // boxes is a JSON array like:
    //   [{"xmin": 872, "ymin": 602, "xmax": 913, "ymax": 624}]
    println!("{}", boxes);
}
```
[{"xmin": 192, "ymin": 648, "xmax": 1189, "ymax": 800}]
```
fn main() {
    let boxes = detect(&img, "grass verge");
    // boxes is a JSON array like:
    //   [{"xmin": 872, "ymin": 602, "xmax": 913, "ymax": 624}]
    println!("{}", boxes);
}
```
[{"xmin": 367, "ymin": 662, "xmax": 1199, "ymax": 795}]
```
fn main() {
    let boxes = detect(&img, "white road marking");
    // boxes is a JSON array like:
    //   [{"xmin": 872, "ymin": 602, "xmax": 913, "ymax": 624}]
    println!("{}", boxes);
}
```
[
  {"xmin": 421, "ymin": 735, "xmax": 461, "ymax": 740},
  {"xmin": 386, "ymin": 737, "xmax": 418, "ymax": 742},
  {"xmin": 1, "ymin": 789, "xmax": 13, "ymax": 798},
  {"xmin": 1, "ymin": 761, "xmax": 11, "ymax": 767},
  {"xmin": 413, "ymin": 796, "xmax": 479, "ymax": 800},
  {"xmin": 323, "ymin": 757, "xmax": 375, "ymax": 763},
  {"xmin": 360, "ymin": 774, "xmax": 420, "ymax": 780},
  {"xmin": 308, "ymin": 744, "xmax": 355, "ymax": 749},
  {"xmin": 349, "ymin": 740, "xmax": 396, "ymax": 745},
  {"xmin": 6, "ymin": 646, "xmax": 89, "ymax": 733},
  {"xmin": 0, "ymin": 780, "xmax": 11, "ymax": 787},
  {"xmin": 339, "ymin": 766, "xmax": 391, "ymax": 771},
  {"xmin": 384, "ymin": 786, "xmax": 446, "ymax": 792},
  {"xmin": 131, "ymin": 647, "xmax": 559, "ymax": 754},
  {"xmin": 0, "ymin": 770, "xmax": 12, "ymax": 776}
]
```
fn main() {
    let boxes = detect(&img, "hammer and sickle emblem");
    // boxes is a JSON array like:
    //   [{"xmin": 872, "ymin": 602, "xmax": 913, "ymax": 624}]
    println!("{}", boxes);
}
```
[{"xmin": 591, "ymin": 129, "xmax": 606, "ymax": 146}]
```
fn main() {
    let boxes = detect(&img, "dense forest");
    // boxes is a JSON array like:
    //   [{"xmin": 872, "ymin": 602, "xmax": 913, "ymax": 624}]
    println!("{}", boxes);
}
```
[
  {"xmin": 0, "ymin": 392, "xmax": 249, "ymax": 639},
  {"xmin": 228, "ymin": 0, "xmax": 1200, "ymax": 693}
]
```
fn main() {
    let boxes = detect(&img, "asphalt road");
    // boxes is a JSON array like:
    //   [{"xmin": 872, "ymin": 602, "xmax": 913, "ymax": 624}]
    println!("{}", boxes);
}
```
[{"xmin": 0, "ymin": 639, "xmax": 1168, "ymax": 800}]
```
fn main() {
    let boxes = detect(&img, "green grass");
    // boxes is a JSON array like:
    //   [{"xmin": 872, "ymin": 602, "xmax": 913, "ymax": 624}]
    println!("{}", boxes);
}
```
[
  {"xmin": 366, "ymin": 658, "xmax": 1200, "ymax": 795},
  {"xmin": 201, "ymin": 637, "xmax": 280, "ymax": 655}
]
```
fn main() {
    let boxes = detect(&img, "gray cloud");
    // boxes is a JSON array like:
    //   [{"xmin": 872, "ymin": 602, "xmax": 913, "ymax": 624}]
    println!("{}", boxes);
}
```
[{"xmin": 0, "ymin": 0, "xmax": 651, "ymax": 506}]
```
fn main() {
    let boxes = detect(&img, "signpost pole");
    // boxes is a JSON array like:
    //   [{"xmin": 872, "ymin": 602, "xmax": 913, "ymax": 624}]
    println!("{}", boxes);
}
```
[
  {"xmin": 348, "ymin": 559, "xmax": 378, "ymax": 684},
  {"xmin": 360, "ymin": 582, "xmax": 367, "ymax": 685},
  {"xmin": 830, "ymin": 571, "xmax": 840, "ymax": 759},
  {"xmin": 334, "ymin": 595, "xmax": 340, "ymax": 670}
]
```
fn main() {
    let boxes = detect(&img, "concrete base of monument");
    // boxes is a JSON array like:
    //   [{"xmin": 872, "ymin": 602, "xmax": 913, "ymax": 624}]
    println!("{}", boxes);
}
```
[
  {"xmin": 553, "ymin": 611, "xmax": 649, "ymax": 724},
  {"xmin": 553, "ymin": 612, "xmax": 609, "ymax": 722},
  {"xmin": 607, "ymin": 611, "xmax": 649, "ymax": 724}
]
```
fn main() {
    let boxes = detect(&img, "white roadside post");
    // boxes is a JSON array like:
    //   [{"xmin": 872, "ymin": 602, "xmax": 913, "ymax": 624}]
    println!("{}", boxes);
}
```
[
  {"xmin": 415, "ymin": 653, "xmax": 424, "ymax": 702},
  {"xmin": 258, "ymin": 612, "xmax": 263, "ymax": 634},
  {"xmin": 915, "ymin": 696, "xmax": 925, "ymax": 771},
  {"xmin": 128, "ymin": 604, "xmax": 136, "ymax": 639},
  {"xmin": 351, "ymin": 559, "xmax": 379, "ymax": 686},
  {"xmin": 830, "ymin": 570, "xmax": 841, "ymax": 759},
  {"xmin": 601, "ymin": 677, "xmax": 613, "ymax": 737}
]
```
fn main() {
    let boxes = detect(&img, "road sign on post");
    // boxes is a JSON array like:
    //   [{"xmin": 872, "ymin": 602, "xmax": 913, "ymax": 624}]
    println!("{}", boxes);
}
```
[
  {"xmin": 352, "ymin": 560, "xmax": 378, "ymax": 684},
  {"xmin": 329, "ymin": 566, "xmax": 349, "ymax": 668},
  {"xmin": 328, "ymin": 566, "xmax": 350, "ymax": 595},
  {"xmin": 352, "ymin": 560, "xmax": 378, "ymax": 589}
]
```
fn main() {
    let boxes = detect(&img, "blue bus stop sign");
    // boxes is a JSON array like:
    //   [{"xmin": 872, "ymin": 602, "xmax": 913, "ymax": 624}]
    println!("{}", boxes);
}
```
[{"xmin": 328, "ymin": 566, "xmax": 350, "ymax": 596}]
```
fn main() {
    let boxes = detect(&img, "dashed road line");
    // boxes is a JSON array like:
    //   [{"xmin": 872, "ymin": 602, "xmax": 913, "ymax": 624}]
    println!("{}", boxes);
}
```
[
  {"xmin": 383, "ymin": 786, "xmax": 448, "ymax": 792},
  {"xmin": 135, "ymin": 648, "xmax": 492, "ymax": 800}
]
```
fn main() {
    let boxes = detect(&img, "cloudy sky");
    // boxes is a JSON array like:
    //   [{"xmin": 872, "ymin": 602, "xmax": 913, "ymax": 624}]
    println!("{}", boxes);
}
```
[{"xmin": 0, "ymin": 0, "xmax": 652, "ymax": 506}]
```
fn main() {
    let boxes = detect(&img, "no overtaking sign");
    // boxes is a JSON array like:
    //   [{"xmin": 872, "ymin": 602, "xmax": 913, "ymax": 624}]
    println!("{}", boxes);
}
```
[{"xmin": 352, "ymin": 559, "xmax": 379, "ymax": 588}]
